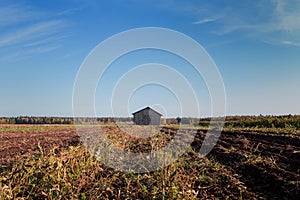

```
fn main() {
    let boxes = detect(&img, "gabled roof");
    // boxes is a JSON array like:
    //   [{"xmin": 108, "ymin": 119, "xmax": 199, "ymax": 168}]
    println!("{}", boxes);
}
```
[{"xmin": 132, "ymin": 106, "xmax": 163, "ymax": 116}]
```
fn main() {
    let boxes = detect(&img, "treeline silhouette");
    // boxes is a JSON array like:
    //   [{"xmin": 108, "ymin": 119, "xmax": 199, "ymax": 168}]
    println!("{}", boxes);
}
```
[
  {"xmin": 225, "ymin": 115, "xmax": 300, "ymax": 129},
  {"xmin": 197, "ymin": 115, "xmax": 300, "ymax": 129},
  {"xmin": 0, "ymin": 117, "xmax": 132, "ymax": 125},
  {"xmin": 0, "ymin": 115, "xmax": 299, "ymax": 129}
]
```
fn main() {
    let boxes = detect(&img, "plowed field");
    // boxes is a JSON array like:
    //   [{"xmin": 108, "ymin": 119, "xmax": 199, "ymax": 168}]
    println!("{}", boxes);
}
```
[
  {"xmin": 161, "ymin": 127, "xmax": 300, "ymax": 198},
  {"xmin": 1, "ymin": 125, "xmax": 299, "ymax": 199},
  {"xmin": 0, "ymin": 125, "xmax": 79, "ymax": 168}
]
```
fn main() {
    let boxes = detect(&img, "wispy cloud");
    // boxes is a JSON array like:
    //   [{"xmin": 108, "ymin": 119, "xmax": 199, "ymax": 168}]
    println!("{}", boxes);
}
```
[
  {"xmin": 193, "ymin": 16, "xmax": 219, "ymax": 25},
  {"xmin": 56, "ymin": 8, "xmax": 81, "ymax": 17},
  {"xmin": 280, "ymin": 40, "xmax": 300, "ymax": 47},
  {"xmin": 0, "ymin": 4, "xmax": 38, "ymax": 26},
  {"xmin": 23, "ymin": 35, "xmax": 66, "ymax": 48},
  {"xmin": 0, "ymin": 45, "xmax": 61, "ymax": 63},
  {"xmin": 0, "ymin": 20, "xmax": 64, "ymax": 47},
  {"xmin": 273, "ymin": 0, "xmax": 300, "ymax": 33},
  {"xmin": 177, "ymin": 0, "xmax": 300, "ymax": 47},
  {"xmin": 0, "ymin": 2, "xmax": 74, "ymax": 61}
]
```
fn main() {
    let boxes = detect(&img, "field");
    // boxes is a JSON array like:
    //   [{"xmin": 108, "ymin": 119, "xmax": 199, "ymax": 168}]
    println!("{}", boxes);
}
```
[{"xmin": 0, "ymin": 123, "xmax": 300, "ymax": 199}]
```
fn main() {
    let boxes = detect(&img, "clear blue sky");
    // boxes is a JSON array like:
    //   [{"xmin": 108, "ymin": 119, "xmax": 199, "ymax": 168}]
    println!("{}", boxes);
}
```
[{"xmin": 0, "ymin": 0, "xmax": 299, "ymax": 117}]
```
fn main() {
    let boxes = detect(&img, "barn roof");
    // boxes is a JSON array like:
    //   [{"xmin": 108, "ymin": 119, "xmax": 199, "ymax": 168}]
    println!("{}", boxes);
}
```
[{"xmin": 132, "ymin": 107, "xmax": 163, "ymax": 116}]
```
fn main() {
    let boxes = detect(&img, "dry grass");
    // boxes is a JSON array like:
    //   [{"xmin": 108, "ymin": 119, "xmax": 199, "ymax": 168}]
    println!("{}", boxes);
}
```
[
  {"xmin": 0, "ymin": 143, "xmax": 253, "ymax": 199},
  {"xmin": 5, "ymin": 124, "xmax": 299, "ymax": 199}
]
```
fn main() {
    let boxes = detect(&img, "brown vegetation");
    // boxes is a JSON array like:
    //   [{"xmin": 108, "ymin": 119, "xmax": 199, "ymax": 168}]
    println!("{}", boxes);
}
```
[{"xmin": 0, "ymin": 121, "xmax": 300, "ymax": 199}]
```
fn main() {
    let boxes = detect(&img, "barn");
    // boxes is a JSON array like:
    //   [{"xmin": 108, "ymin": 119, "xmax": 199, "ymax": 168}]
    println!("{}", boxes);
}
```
[{"xmin": 132, "ymin": 107, "xmax": 162, "ymax": 125}]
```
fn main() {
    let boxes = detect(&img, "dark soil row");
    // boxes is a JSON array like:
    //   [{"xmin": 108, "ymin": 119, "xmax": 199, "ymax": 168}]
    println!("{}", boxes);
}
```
[{"xmin": 160, "ymin": 127, "xmax": 300, "ymax": 199}]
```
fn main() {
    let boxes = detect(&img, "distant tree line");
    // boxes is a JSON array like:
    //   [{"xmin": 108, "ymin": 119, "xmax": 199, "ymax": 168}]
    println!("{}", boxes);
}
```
[
  {"xmin": 0, "ymin": 117, "xmax": 133, "ymax": 124},
  {"xmin": 173, "ymin": 115, "xmax": 300, "ymax": 130},
  {"xmin": 0, "ymin": 115, "xmax": 299, "ymax": 129},
  {"xmin": 195, "ymin": 115, "xmax": 300, "ymax": 129},
  {"xmin": 0, "ymin": 117, "xmax": 74, "ymax": 124},
  {"xmin": 224, "ymin": 115, "xmax": 300, "ymax": 129}
]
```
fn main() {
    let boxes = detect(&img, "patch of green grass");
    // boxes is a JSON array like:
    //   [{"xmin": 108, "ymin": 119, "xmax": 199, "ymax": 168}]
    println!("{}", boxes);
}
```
[{"xmin": 0, "ymin": 124, "xmax": 75, "ymax": 133}]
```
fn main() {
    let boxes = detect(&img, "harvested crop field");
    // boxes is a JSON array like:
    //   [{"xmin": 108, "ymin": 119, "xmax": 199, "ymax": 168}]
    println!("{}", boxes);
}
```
[
  {"xmin": 1, "ymin": 124, "xmax": 300, "ymax": 199},
  {"xmin": 0, "ymin": 125, "xmax": 79, "ymax": 167}
]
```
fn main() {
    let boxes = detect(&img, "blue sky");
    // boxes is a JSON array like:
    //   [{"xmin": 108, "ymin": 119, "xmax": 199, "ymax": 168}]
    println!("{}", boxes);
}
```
[{"xmin": 0, "ymin": 0, "xmax": 299, "ymax": 117}]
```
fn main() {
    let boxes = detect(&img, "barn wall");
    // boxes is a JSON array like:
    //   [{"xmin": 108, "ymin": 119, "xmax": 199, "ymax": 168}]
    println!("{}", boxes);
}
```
[
  {"xmin": 134, "ymin": 109, "xmax": 150, "ymax": 125},
  {"xmin": 148, "ymin": 109, "xmax": 161, "ymax": 125},
  {"xmin": 133, "ymin": 109, "xmax": 161, "ymax": 125}
]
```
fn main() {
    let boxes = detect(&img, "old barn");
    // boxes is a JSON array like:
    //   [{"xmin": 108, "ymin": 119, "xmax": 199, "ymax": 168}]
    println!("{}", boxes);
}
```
[{"xmin": 132, "ymin": 107, "xmax": 162, "ymax": 125}]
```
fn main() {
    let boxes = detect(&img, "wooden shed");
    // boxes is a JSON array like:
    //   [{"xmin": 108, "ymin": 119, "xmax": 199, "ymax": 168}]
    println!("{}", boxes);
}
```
[{"xmin": 132, "ymin": 107, "xmax": 162, "ymax": 125}]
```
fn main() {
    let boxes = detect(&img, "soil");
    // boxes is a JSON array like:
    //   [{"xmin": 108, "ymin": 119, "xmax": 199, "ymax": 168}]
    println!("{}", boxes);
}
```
[
  {"xmin": 0, "ymin": 125, "xmax": 79, "ymax": 170},
  {"xmin": 1, "ymin": 125, "xmax": 299, "ymax": 199},
  {"xmin": 164, "ymin": 127, "xmax": 300, "ymax": 199}
]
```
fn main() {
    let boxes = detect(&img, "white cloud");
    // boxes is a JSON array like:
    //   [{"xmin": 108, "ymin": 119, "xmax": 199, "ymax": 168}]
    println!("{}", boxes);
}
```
[
  {"xmin": 115, "ymin": 0, "xmax": 300, "ymax": 48},
  {"xmin": 23, "ymin": 35, "xmax": 66, "ymax": 48},
  {"xmin": 193, "ymin": 16, "xmax": 219, "ymax": 25},
  {"xmin": 280, "ymin": 40, "xmax": 300, "ymax": 47},
  {"xmin": 56, "ymin": 8, "xmax": 81, "ymax": 16},
  {"xmin": 0, "ymin": 45, "xmax": 61, "ymax": 62},
  {"xmin": 0, "ymin": 20, "xmax": 64, "ymax": 47},
  {"xmin": 0, "ymin": 4, "xmax": 38, "ymax": 26},
  {"xmin": 195, "ymin": 0, "xmax": 300, "ymax": 47},
  {"xmin": 0, "ymin": 2, "xmax": 73, "ymax": 61},
  {"xmin": 273, "ymin": 0, "xmax": 300, "ymax": 33}
]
